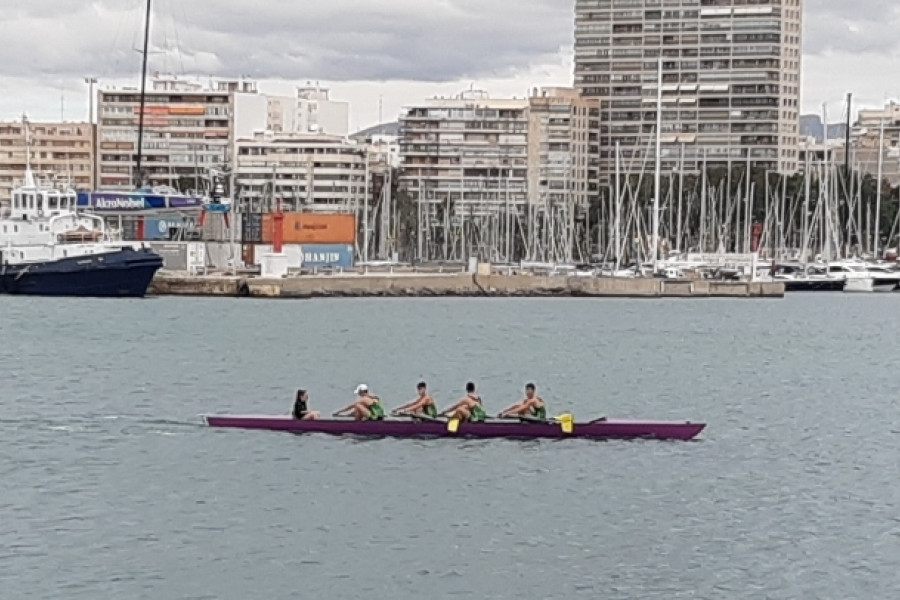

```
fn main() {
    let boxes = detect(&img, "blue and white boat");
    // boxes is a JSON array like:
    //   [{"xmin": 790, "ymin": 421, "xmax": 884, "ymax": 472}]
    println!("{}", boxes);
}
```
[{"xmin": 0, "ymin": 169, "xmax": 163, "ymax": 297}]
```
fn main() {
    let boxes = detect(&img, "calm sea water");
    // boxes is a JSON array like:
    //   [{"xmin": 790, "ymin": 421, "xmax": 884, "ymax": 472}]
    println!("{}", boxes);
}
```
[{"xmin": 1, "ymin": 295, "xmax": 899, "ymax": 599}]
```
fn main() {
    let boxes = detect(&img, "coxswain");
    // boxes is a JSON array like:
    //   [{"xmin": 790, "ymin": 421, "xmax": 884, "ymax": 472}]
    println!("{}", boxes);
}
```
[
  {"xmin": 292, "ymin": 389, "xmax": 321, "ymax": 420},
  {"xmin": 499, "ymin": 383, "xmax": 546, "ymax": 420},
  {"xmin": 391, "ymin": 381, "xmax": 438, "ymax": 418},
  {"xmin": 334, "ymin": 384, "xmax": 385, "ymax": 421},
  {"xmin": 439, "ymin": 382, "xmax": 486, "ymax": 422}
]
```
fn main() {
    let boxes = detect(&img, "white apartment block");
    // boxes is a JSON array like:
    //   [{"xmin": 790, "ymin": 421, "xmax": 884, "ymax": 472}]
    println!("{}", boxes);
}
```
[
  {"xmin": 0, "ymin": 120, "xmax": 93, "ymax": 203},
  {"xmin": 266, "ymin": 85, "xmax": 351, "ymax": 137},
  {"xmin": 96, "ymin": 75, "xmax": 258, "ymax": 191},
  {"xmin": 399, "ymin": 90, "xmax": 530, "ymax": 218},
  {"xmin": 574, "ymin": 0, "xmax": 802, "ymax": 180},
  {"xmin": 849, "ymin": 101, "xmax": 900, "ymax": 185},
  {"xmin": 234, "ymin": 132, "xmax": 367, "ymax": 212},
  {"xmin": 527, "ymin": 87, "xmax": 601, "ymax": 210},
  {"xmin": 400, "ymin": 89, "xmax": 600, "ymax": 212}
]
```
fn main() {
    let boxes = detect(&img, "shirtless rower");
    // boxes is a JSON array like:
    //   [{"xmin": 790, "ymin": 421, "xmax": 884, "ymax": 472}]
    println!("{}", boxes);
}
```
[
  {"xmin": 499, "ymin": 383, "xmax": 546, "ymax": 420},
  {"xmin": 334, "ymin": 384, "xmax": 386, "ymax": 421},
  {"xmin": 391, "ymin": 381, "xmax": 438, "ymax": 418},
  {"xmin": 292, "ymin": 389, "xmax": 322, "ymax": 420},
  {"xmin": 439, "ymin": 382, "xmax": 487, "ymax": 423}
]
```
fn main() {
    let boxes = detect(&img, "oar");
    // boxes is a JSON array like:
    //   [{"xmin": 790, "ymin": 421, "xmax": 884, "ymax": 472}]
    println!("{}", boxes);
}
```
[
  {"xmin": 394, "ymin": 411, "xmax": 444, "ymax": 423},
  {"xmin": 496, "ymin": 412, "xmax": 575, "ymax": 433}
]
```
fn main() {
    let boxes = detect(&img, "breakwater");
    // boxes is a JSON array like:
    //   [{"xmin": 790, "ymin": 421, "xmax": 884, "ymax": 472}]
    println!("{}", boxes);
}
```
[{"xmin": 149, "ymin": 272, "xmax": 784, "ymax": 299}]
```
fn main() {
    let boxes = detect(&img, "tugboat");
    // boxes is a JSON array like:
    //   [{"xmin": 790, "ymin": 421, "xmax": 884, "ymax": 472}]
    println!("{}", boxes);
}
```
[{"xmin": 0, "ymin": 168, "xmax": 163, "ymax": 297}]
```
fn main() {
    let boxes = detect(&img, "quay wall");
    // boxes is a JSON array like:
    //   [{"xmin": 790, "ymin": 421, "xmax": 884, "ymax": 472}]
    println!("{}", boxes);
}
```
[{"xmin": 148, "ymin": 272, "xmax": 784, "ymax": 299}]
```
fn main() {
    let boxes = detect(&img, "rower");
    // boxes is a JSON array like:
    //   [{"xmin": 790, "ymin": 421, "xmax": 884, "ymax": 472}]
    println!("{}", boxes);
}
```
[
  {"xmin": 439, "ymin": 382, "xmax": 486, "ymax": 423},
  {"xmin": 499, "ymin": 383, "xmax": 546, "ymax": 421},
  {"xmin": 334, "ymin": 384, "xmax": 385, "ymax": 421},
  {"xmin": 391, "ymin": 381, "xmax": 437, "ymax": 418},
  {"xmin": 292, "ymin": 389, "xmax": 321, "ymax": 421}
]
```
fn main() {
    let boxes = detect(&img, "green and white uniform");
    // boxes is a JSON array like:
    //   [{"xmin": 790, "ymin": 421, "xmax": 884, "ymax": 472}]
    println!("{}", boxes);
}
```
[
  {"xmin": 368, "ymin": 399, "xmax": 385, "ymax": 420},
  {"xmin": 530, "ymin": 403, "xmax": 547, "ymax": 421}
]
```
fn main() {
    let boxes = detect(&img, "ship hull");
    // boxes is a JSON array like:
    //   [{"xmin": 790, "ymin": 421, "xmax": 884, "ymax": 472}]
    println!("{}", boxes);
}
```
[{"xmin": 0, "ymin": 247, "xmax": 163, "ymax": 297}]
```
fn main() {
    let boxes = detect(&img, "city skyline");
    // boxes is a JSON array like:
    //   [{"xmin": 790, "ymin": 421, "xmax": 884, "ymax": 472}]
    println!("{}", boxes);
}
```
[{"xmin": 0, "ymin": 0, "xmax": 897, "ymax": 130}]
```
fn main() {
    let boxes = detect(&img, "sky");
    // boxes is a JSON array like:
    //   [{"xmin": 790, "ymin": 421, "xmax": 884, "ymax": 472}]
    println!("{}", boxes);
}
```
[{"xmin": 0, "ymin": 0, "xmax": 898, "ymax": 129}]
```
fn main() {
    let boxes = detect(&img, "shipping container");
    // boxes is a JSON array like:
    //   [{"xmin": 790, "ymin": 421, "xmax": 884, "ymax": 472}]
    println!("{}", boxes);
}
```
[
  {"xmin": 261, "ymin": 213, "xmax": 274, "ymax": 243},
  {"xmin": 242, "ymin": 244, "xmax": 256, "ymax": 266},
  {"xmin": 283, "ymin": 213, "xmax": 356, "ymax": 244},
  {"xmin": 242, "ymin": 213, "xmax": 263, "ymax": 243},
  {"xmin": 300, "ymin": 244, "xmax": 355, "ymax": 269},
  {"xmin": 144, "ymin": 217, "xmax": 186, "ymax": 240}
]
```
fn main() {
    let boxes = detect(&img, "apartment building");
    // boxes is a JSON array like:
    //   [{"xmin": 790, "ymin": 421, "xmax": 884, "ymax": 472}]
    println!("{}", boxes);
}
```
[
  {"xmin": 848, "ymin": 101, "xmax": 900, "ymax": 185},
  {"xmin": 399, "ymin": 90, "xmax": 530, "ymax": 218},
  {"xmin": 574, "ymin": 0, "xmax": 802, "ymax": 180},
  {"xmin": 527, "ymin": 87, "xmax": 601, "ymax": 209},
  {"xmin": 234, "ymin": 132, "xmax": 367, "ymax": 212},
  {"xmin": 96, "ymin": 75, "xmax": 259, "ymax": 191},
  {"xmin": 266, "ymin": 85, "xmax": 351, "ymax": 137},
  {"xmin": 0, "ymin": 120, "xmax": 93, "ymax": 203}
]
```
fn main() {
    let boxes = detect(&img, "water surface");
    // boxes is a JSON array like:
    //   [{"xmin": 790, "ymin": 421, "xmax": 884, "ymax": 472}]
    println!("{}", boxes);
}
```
[{"xmin": 1, "ymin": 295, "xmax": 898, "ymax": 599}]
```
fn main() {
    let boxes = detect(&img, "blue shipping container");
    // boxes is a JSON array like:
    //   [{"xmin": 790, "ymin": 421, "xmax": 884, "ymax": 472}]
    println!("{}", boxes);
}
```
[
  {"xmin": 300, "ymin": 244, "xmax": 354, "ymax": 269},
  {"xmin": 144, "ymin": 217, "xmax": 186, "ymax": 240}
]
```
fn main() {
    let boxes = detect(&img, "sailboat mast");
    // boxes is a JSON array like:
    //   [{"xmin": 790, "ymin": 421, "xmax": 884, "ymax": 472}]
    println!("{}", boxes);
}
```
[
  {"xmin": 135, "ymin": 0, "xmax": 152, "ymax": 187},
  {"xmin": 652, "ymin": 56, "xmax": 662, "ymax": 271},
  {"xmin": 874, "ymin": 120, "xmax": 885, "ymax": 258}
]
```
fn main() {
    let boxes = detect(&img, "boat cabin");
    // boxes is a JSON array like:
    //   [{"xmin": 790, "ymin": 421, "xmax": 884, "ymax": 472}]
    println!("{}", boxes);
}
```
[
  {"xmin": 1, "ymin": 170, "xmax": 106, "ymax": 249},
  {"xmin": 8, "ymin": 180, "xmax": 77, "ymax": 221}
]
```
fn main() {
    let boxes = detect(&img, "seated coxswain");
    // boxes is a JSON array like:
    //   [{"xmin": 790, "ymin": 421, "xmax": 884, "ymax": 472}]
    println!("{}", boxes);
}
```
[
  {"xmin": 439, "ymin": 382, "xmax": 487, "ymax": 423},
  {"xmin": 499, "ymin": 383, "xmax": 546, "ymax": 421},
  {"xmin": 334, "ymin": 384, "xmax": 386, "ymax": 421},
  {"xmin": 292, "ymin": 389, "xmax": 321, "ymax": 420},
  {"xmin": 391, "ymin": 381, "xmax": 438, "ymax": 418}
]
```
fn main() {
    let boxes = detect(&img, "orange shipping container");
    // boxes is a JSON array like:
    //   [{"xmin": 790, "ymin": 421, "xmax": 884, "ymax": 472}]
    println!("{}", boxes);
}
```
[
  {"xmin": 261, "ymin": 214, "xmax": 274, "ymax": 243},
  {"xmin": 282, "ymin": 213, "xmax": 356, "ymax": 244}
]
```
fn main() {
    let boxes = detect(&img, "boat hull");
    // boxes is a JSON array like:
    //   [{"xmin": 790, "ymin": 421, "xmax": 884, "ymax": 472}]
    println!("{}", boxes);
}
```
[
  {"xmin": 203, "ymin": 415, "xmax": 706, "ymax": 441},
  {"xmin": 0, "ymin": 247, "xmax": 163, "ymax": 297}
]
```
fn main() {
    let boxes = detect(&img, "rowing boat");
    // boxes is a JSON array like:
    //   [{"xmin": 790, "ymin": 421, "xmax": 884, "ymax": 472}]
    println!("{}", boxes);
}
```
[{"xmin": 202, "ymin": 415, "xmax": 706, "ymax": 441}]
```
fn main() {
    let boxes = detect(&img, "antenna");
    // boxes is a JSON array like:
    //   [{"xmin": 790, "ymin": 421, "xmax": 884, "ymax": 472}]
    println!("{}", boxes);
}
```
[
  {"xmin": 60, "ymin": 85, "xmax": 65, "ymax": 121},
  {"xmin": 379, "ymin": 94, "xmax": 383, "ymax": 125}
]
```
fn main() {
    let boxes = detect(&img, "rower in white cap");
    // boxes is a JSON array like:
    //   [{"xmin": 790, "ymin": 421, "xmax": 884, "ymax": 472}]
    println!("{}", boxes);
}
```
[{"xmin": 334, "ymin": 384, "xmax": 386, "ymax": 420}]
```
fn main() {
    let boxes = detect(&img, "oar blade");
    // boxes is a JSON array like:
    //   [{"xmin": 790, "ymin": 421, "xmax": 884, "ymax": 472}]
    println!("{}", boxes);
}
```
[{"xmin": 556, "ymin": 413, "xmax": 574, "ymax": 434}]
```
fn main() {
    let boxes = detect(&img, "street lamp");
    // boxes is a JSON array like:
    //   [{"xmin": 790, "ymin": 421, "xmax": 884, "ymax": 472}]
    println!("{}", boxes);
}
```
[{"xmin": 84, "ymin": 77, "xmax": 98, "ymax": 190}]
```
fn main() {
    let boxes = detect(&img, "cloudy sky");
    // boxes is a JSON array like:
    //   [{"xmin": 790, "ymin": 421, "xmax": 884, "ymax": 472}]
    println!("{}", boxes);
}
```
[{"xmin": 0, "ymin": 0, "xmax": 897, "ymax": 129}]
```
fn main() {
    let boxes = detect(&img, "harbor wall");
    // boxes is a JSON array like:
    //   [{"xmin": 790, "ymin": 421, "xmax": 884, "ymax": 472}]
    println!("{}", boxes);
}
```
[{"xmin": 149, "ymin": 272, "xmax": 784, "ymax": 299}]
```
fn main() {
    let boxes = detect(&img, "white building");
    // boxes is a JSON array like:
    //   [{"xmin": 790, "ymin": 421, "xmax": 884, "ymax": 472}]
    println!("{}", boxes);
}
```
[
  {"xmin": 265, "ymin": 85, "xmax": 350, "ymax": 137},
  {"xmin": 97, "ymin": 75, "xmax": 259, "ymax": 191},
  {"xmin": 574, "ymin": 0, "xmax": 803, "ymax": 179},
  {"xmin": 234, "ymin": 132, "xmax": 367, "ymax": 212}
]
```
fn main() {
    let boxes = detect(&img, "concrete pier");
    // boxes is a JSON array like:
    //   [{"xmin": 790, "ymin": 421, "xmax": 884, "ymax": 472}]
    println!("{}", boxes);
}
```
[{"xmin": 149, "ymin": 272, "xmax": 784, "ymax": 299}]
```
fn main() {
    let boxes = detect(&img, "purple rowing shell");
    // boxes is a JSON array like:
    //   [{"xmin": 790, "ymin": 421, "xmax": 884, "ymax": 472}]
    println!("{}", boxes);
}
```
[{"xmin": 203, "ymin": 415, "xmax": 705, "ymax": 441}]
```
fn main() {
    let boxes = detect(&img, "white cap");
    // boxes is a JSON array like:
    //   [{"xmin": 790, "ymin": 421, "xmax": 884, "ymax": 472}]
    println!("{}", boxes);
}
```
[{"xmin": 355, "ymin": 384, "xmax": 368, "ymax": 394}]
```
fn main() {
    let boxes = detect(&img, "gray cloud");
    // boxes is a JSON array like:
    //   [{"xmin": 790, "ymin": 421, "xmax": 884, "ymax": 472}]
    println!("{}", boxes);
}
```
[
  {"xmin": 1, "ymin": 0, "xmax": 898, "ymax": 84},
  {"xmin": 0, "ymin": 0, "xmax": 571, "ymax": 82},
  {"xmin": 804, "ymin": 0, "xmax": 900, "ymax": 55},
  {"xmin": 1, "ymin": 0, "xmax": 899, "ymax": 123}
]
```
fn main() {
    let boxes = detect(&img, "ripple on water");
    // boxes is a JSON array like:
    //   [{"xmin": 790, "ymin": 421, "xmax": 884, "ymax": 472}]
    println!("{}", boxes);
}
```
[{"xmin": 1, "ymin": 296, "xmax": 900, "ymax": 599}]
